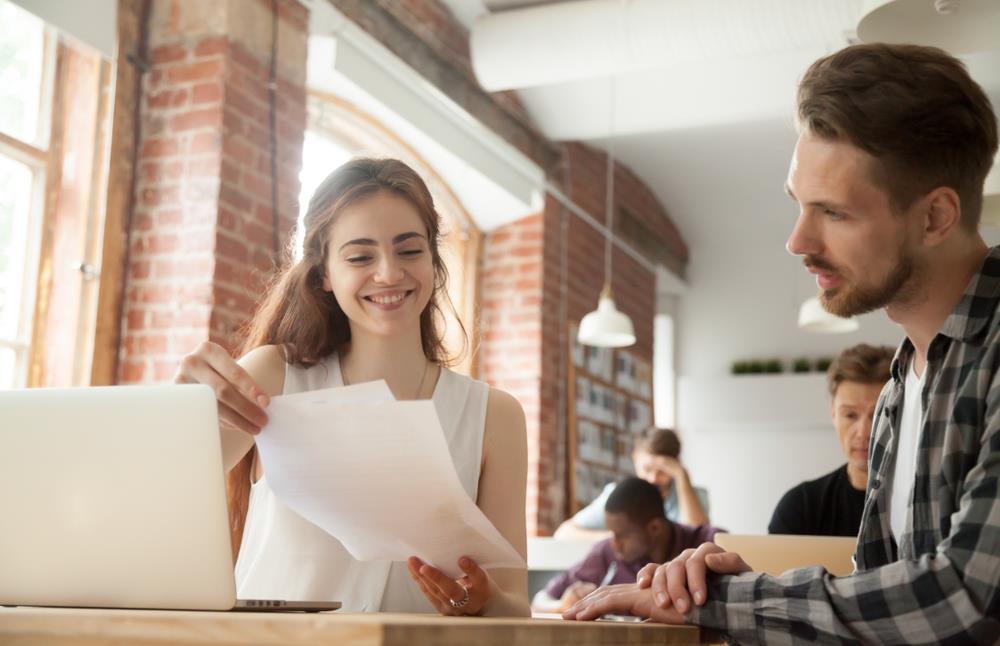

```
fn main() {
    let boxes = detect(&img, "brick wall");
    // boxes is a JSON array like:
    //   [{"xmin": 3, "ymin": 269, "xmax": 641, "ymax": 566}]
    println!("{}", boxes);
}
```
[{"xmin": 118, "ymin": 0, "xmax": 307, "ymax": 383}]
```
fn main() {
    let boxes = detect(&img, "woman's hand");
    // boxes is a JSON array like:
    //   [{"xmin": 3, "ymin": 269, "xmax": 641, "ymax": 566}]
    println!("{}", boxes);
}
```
[
  {"xmin": 175, "ymin": 341, "xmax": 270, "ymax": 435},
  {"xmin": 407, "ymin": 555, "xmax": 493, "ymax": 616}
]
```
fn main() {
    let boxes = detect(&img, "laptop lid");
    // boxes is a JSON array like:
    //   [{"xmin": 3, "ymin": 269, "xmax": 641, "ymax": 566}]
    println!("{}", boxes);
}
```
[
  {"xmin": 713, "ymin": 534, "xmax": 857, "ymax": 577},
  {"xmin": 0, "ymin": 384, "xmax": 238, "ymax": 610}
]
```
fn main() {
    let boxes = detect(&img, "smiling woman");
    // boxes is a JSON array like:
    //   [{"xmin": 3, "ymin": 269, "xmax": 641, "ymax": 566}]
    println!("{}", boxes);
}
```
[{"xmin": 174, "ymin": 157, "xmax": 530, "ymax": 617}]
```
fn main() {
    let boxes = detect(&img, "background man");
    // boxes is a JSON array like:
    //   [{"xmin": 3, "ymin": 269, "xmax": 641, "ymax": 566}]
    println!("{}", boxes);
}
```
[
  {"xmin": 769, "ymin": 343, "xmax": 894, "ymax": 536},
  {"xmin": 533, "ymin": 478, "xmax": 719, "ymax": 612}
]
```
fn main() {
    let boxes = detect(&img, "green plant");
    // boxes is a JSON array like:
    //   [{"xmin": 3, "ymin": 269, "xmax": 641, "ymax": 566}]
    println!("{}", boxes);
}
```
[
  {"xmin": 793, "ymin": 358, "xmax": 811, "ymax": 373},
  {"xmin": 815, "ymin": 357, "xmax": 833, "ymax": 372},
  {"xmin": 731, "ymin": 360, "xmax": 749, "ymax": 375},
  {"xmin": 749, "ymin": 360, "xmax": 766, "ymax": 374},
  {"xmin": 765, "ymin": 359, "xmax": 783, "ymax": 373}
]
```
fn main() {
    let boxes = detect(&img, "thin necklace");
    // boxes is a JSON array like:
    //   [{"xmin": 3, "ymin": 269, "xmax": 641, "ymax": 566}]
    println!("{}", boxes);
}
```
[{"xmin": 342, "ymin": 358, "xmax": 431, "ymax": 400}]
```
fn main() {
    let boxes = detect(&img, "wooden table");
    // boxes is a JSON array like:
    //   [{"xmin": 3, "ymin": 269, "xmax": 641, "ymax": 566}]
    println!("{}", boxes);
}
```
[{"xmin": 0, "ymin": 607, "xmax": 710, "ymax": 645}]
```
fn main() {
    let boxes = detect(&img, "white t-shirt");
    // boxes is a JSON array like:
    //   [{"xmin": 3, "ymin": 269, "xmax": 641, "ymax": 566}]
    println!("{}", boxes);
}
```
[{"xmin": 889, "ymin": 361, "xmax": 925, "ymax": 541}]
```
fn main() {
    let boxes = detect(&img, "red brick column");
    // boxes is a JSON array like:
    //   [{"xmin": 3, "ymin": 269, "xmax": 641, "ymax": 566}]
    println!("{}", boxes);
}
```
[
  {"xmin": 118, "ymin": 0, "xmax": 308, "ymax": 383},
  {"xmin": 478, "ymin": 212, "xmax": 545, "ymax": 535}
]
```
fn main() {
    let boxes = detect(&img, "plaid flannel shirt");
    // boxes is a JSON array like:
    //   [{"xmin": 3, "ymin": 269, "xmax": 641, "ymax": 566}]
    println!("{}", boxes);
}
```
[{"xmin": 688, "ymin": 247, "xmax": 1000, "ymax": 645}]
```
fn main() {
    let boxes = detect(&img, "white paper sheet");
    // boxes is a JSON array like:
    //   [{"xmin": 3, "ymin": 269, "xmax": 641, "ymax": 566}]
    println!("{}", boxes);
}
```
[{"xmin": 254, "ymin": 381, "xmax": 526, "ymax": 579}]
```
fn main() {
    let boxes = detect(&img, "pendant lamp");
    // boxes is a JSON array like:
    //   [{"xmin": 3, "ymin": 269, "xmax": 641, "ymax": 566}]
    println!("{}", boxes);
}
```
[
  {"xmin": 578, "ymin": 77, "xmax": 636, "ymax": 348},
  {"xmin": 797, "ymin": 296, "xmax": 859, "ymax": 334},
  {"xmin": 857, "ymin": 0, "xmax": 1000, "ymax": 54}
]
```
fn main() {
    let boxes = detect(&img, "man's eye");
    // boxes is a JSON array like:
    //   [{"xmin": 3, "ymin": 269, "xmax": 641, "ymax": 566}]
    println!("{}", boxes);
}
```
[{"xmin": 825, "ymin": 209, "xmax": 844, "ymax": 220}]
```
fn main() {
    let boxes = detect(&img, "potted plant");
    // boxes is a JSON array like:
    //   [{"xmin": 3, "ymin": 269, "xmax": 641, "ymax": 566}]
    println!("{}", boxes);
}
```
[{"xmin": 793, "ymin": 357, "xmax": 811, "ymax": 373}]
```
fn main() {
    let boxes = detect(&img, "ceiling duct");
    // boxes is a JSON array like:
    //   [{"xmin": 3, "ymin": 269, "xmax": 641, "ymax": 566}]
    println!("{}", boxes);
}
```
[{"xmin": 471, "ymin": 0, "xmax": 861, "ymax": 92}]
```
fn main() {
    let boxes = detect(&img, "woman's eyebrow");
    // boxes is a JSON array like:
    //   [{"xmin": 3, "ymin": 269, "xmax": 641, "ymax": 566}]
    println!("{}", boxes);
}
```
[{"xmin": 339, "ymin": 232, "xmax": 426, "ymax": 251}]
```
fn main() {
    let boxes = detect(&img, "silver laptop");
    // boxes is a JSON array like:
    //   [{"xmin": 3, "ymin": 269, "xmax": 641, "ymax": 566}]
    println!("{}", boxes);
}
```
[{"xmin": 0, "ymin": 384, "xmax": 340, "ymax": 612}]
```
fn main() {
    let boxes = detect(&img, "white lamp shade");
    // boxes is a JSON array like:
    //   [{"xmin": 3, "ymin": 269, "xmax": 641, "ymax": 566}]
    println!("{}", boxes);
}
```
[
  {"xmin": 857, "ymin": 0, "xmax": 1000, "ymax": 54},
  {"xmin": 798, "ymin": 296, "xmax": 860, "ymax": 334},
  {"xmin": 578, "ymin": 296, "xmax": 636, "ymax": 347}
]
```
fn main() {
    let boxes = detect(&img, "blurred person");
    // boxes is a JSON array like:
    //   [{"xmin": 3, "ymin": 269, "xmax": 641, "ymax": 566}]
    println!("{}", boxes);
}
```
[
  {"xmin": 532, "ymin": 478, "xmax": 720, "ymax": 613},
  {"xmin": 769, "ymin": 343, "xmax": 894, "ymax": 536},
  {"xmin": 555, "ymin": 428, "xmax": 709, "ymax": 540}
]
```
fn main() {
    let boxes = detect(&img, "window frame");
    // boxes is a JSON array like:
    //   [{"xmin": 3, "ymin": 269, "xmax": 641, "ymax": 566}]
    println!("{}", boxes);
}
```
[{"xmin": 0, "ymin": 20, "xmax": 56, "ymax": 389}]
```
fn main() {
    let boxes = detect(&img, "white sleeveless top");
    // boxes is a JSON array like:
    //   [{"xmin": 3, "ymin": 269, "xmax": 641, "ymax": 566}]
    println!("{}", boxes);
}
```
[{"xmin": 234, "ymin": 353, "xmax": 490, "ymax": 612}]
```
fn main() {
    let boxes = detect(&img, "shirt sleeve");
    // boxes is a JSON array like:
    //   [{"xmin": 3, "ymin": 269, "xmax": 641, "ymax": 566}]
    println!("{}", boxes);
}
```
[
  {"xmin": 768, "ymin": 485, "xmax": 806, "ymax": 535},
  {"xmin": 571, "ymin": 483, "xmax": 615, "ymax": 529},
  {"xmin": 689, "ymin": 408, "xmax": 1000, "ymax": 644},
  {"xmin": 543, "ymin": 542, "xmax": 610, "ymax": 599}
]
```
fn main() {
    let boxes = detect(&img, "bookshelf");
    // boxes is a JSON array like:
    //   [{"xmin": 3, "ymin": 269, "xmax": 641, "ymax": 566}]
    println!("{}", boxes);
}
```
[{"xmin": 566, "ymin": 322, "xmax": 654, "ymax": 515}]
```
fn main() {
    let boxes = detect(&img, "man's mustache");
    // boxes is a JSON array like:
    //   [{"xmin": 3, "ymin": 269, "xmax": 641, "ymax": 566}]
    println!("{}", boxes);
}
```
[{"xmin": 804, "ymin": 256, "xmax": 837, "ymax": 273}]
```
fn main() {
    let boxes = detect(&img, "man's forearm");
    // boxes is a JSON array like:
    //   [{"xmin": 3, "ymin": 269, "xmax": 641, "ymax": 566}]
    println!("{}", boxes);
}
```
[{"xmin": 689, "ymin": 557, "xmax": 999, "ymax": 645}]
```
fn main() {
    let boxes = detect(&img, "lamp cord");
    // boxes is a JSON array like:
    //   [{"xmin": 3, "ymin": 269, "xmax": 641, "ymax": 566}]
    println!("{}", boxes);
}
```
[{"xmin": 603, "ymin": 74, "xmax": 616, "ymax": 294}]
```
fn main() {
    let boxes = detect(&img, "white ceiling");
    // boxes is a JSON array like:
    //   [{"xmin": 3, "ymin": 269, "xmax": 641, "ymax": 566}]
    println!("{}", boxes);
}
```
[{"xmin": 440, "ymin": 0, "xmax": 1000, "ymax": 231}]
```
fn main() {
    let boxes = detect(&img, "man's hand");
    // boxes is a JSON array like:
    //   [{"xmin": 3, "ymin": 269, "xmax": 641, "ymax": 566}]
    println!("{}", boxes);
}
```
[
  {"xmin": 559, "ymin": 581, "xmax": 597, "ymax": 611},
  {"xmin": 636, "ymin": 542, "xmax": 752, "ymax": 613},
  {"xmin": 561, "ymin": 583, "xmax": 685, "ymax": 624},
  {"xmin": 657, "ymin": 455, "xmax": 689, "ymax": 482}
]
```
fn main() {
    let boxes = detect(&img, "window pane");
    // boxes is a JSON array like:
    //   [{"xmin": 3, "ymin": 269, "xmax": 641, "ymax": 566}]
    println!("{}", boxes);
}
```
[
  {"xmin": 0, "ymin": 153, "xmax": 33, "ymax": 341},
  {"xmin": 296, "ymin": 131, "xmax": 352, "ymax": 258},
  {"xmin": 0, "ymin": 0, "xmax": 46, "ymax": 143}
]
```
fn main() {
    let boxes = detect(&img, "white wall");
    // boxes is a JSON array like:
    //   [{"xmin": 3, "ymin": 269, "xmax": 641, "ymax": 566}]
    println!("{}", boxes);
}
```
[{"xmin": 639, "ymin": 115, "xmax": 1000, "ymax": 533}]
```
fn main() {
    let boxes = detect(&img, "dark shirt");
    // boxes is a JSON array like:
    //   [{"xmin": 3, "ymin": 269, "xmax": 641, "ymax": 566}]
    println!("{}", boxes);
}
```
[
  {"xmin": 768, "ymin": 464, "xmax": 865, "ymax": 537},
  {"xmin": 544, "ymin": 522, "xmax": 719, "ymax": 598}
]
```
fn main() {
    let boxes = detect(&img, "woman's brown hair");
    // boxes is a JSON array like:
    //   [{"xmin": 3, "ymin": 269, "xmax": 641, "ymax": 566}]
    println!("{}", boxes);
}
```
[{"xmin": 226, "ymin": 157, "xmax": 466, "ymax": 555}]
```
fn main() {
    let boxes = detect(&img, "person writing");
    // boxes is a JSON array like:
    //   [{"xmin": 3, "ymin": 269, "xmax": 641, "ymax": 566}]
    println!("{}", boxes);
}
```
[
  {"xmin": 555, "ymin": 427, "xmax": 709, "ymax": 540},
  {"xmin": 175, "ymin": 158, "xmax": 529, "ymax": 616},
  {"xmin": 769, "ymin": 343, "xmax": 894, "ymax": 536},
  {"xmin": 564, "ymin": 43, "xmax": 1000, "ymax": 643},
  {"xmin": 533, "ymin": 477, "xmax": 720, "ymax": 613}
]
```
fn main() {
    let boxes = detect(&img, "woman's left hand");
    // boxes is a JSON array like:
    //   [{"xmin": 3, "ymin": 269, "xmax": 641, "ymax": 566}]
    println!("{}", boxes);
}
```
[{"xmin": 407, "ymin": 555, "xmax": 492, "ymax": 616}]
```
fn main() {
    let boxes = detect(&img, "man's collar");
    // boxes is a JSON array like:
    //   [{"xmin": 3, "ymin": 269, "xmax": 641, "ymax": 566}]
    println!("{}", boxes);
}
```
[
  {"xmin": 937, "ymin": 245, "xmax": 1000, "ymax": 342},
  {"xmin": 890, "ymin": 245, "xmax": 1000, "ymax": 383}
]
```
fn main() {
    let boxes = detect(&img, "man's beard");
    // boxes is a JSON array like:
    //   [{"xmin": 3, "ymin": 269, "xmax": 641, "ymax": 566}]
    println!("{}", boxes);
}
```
[{"xmin": 808, "ymin": 248, "xmax": 916, "ymax": 318}]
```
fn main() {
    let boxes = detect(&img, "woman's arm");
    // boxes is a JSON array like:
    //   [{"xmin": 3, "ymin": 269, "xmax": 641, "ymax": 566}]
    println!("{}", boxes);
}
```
[
  {"xmin": 475, "ymin": 387, "xmax": 530, "ymax": 617},
  {"xmin": 662, "ymin": 458, "xmax": 709, "ymax": 525},
  {"xmin": 175, "ymin": 342, "xmax": 285, "ymax": 472}
]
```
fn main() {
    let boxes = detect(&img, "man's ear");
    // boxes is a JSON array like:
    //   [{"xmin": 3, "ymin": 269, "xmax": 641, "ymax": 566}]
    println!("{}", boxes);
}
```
[
  {"xmin": 647, "ymin": 517, "xmax": 668, "ymax": 536},
  {"xmin": 919, "ymin": 187, "xmax": 962, "ymax": 247}
]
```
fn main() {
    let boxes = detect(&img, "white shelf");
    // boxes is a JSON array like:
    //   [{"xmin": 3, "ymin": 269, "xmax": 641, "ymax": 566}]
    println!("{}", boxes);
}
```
[{"xmin": 678, "ymin": 373, "xmax": 832, "ymax": 433}]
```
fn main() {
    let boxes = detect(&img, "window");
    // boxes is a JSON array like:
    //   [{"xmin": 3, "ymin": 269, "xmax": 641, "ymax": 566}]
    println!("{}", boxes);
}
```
[{"xmin": 0, "ymin": 0, "xmax": 51, "ymax": 389}]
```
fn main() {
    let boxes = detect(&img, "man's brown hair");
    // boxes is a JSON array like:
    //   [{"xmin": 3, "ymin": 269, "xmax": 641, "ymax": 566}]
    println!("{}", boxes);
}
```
[
  {"xmin": 827, "ymin": 343, "xmax": 895, "ymax": 397},
  {"xmin": 797, "ymin": 43, "xmax": 998, "ymax": 229},
  {"xmin": 634, "ymin": 427, "xmax": 681, "ymax": 459}
]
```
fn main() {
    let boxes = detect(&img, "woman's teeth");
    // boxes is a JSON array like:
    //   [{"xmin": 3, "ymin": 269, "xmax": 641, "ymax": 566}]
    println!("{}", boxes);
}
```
[{"xmin": 369, "ymin": 292, "xmax": 407, "ymax": 305}]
